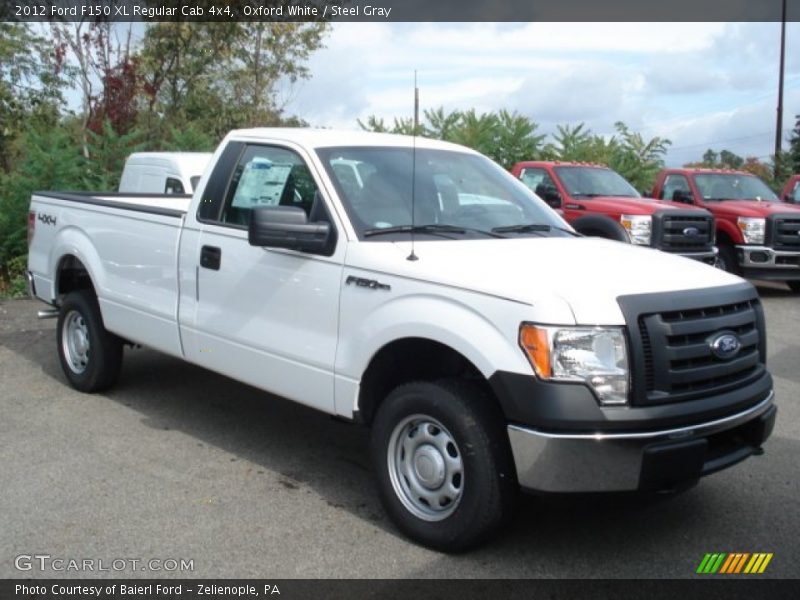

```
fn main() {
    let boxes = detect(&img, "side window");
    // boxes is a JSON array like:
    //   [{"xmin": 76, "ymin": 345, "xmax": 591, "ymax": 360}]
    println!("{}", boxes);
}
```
[
  {"xmin": 220, "ymin": 145, "xmax": 320, "ymax": 227},
  {"xmin": 165, "ymin": 177, "xmax": 185, "ymax": 195},
  {"xmin": 791, "ymin": 181, "xmax": 800, "ymax": 204},
  {"xmin": 660, "ymin": 174, "xmax": 691, "ymax": 202},
  {"xmin": 519, "ymin": 168, "xmax": 555, "ymax": 192}
]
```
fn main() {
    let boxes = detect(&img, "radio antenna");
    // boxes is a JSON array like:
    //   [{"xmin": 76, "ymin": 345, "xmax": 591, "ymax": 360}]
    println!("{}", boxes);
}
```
[{"xmin": 407, "ymin": 70, "xmax": 420, "ymax": 261}]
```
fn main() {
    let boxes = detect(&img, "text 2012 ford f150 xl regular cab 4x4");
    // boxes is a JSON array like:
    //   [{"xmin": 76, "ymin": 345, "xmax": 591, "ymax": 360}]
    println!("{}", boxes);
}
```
[{"xmin": 27, "ymin": 129, "xmax": 776, "ymax": 551}]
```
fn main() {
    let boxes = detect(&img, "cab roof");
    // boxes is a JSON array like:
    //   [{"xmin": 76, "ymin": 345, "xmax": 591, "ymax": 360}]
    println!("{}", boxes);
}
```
[{"xmin": 227, "ymin": 127, "xmax": 479, "ymax": 153}]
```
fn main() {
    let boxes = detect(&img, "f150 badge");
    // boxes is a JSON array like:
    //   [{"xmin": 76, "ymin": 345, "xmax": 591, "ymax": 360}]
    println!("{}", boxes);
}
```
[
  {"xmin": 346, "ymin": 275, "xmax": 390, "ymax": 291},
  {"xmin": 37, "ymin": 213, "xmax": 57, "ymax": 226}
]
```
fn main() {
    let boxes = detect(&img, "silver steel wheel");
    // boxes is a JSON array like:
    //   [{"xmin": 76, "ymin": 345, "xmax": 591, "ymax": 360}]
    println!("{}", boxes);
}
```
[
  {"xmin": 387, "ymin": 414, "xmax": 464, "ymax": 521},
  {"xmin": 62, "ymin": 310, "xmax": 90, "ymax": 374}
]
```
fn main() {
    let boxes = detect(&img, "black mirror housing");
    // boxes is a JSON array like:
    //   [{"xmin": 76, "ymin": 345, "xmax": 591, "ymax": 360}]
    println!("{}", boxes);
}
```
[
  {"xmin": 248, "ymin": 205, "xmax": 331, "ymax": 254},
  {"xmin": 535, "ymin": 184, "xmax": 562, "ymax": 209}
]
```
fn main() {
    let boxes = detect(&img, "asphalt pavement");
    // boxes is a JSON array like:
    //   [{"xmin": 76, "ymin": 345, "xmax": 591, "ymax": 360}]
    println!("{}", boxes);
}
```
[{"xmin": 1, "ymin": 284, "xmax": 798, "ymax": 579}]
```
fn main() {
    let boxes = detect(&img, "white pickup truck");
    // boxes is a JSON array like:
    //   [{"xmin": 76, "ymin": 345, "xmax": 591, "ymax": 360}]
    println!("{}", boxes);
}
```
[{"xmin": 27, "ymin": 129, "xmax": 776, "ymax": 551}]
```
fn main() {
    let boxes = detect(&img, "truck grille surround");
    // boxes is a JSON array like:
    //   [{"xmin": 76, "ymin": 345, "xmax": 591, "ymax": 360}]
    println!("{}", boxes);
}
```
[
  {"xmin": 618, "ymin": 285, "xmax": 767, "ymax": 407},
  {"xmin": 769, "ymin": 214, "xmax": 800, "ymax": 250},
  {"xmin": 651, "ymin": 211, "xmax": 715, "ymax": 253}
]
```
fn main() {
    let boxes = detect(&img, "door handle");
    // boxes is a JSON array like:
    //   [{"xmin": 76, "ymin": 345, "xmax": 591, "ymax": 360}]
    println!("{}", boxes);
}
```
[{"xmin": 200, "ymin": 245, "xmax": 221, "ymax": 270}]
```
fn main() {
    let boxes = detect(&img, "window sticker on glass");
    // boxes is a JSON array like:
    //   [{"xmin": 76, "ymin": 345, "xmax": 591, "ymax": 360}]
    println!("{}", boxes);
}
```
[{"xmin": 231, "ymin": 159, "xmax": 293, "ymax": 209}]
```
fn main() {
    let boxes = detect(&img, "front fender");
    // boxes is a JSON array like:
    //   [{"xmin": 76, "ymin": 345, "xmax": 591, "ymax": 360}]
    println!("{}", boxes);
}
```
[
  {"xmin": 716, "ymin": 218, "xmax": 743, "ymax": 245},
  {"xmin": 334, "ymin": 291, "xmax": 546, "ymax": 415}
]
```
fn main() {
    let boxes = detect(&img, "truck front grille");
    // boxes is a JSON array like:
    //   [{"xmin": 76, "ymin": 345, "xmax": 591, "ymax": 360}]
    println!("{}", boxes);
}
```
[
  {"xmin": 618, "ymin": 285, "xmax": 766, "ymax": 407},
  {"xmin": 654, "ymin": 212, "xmax": 714, "ymax": 253},
  {"xmin": 771, "ymin": 215, "xmax": 800, "ymax": 250}
]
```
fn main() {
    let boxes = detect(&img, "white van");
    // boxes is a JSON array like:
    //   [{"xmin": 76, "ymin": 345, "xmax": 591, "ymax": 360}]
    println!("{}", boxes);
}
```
[{"xmin": 118, "ymin": 152, "xmax": 213, "ymax": 195}]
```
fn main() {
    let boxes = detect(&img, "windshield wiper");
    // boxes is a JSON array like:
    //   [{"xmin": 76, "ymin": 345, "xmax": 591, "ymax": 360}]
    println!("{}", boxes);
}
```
[
  {"xmin": 492, "ymin": 223, "xmax": 581, "ymax": 237},
  {"xmin": 492, "ymin": 223, "xmax": 550, "ymax": 234},
  {"xmin": 363, "ymin": 224, "xmax": 505, "ymax": 238}
]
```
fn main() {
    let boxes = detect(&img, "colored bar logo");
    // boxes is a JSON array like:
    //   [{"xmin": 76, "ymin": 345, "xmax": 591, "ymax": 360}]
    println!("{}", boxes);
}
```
[{"xmin": 696, "ymin": 553, "xmax": 773, "ymax": 574}]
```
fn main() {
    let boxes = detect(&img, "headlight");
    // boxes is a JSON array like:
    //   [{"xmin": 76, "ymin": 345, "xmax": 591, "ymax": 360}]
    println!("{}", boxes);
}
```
[
  {"xmin": 737, "ymin": 217, "xmax": 765, "ymax": 245},
  {"xmin": 620, "ymin": 214, "xmax": 652, "ymax": 245},
  {"xmin": 519, "ymin": 324, "xmax": 629, "ymax": 405}
]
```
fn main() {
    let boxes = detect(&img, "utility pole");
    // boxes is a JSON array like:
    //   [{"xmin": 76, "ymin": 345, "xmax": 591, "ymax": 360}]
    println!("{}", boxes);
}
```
[{"xmin": 774, "ymin": 0, "xmax": 787, "ymax": 177}]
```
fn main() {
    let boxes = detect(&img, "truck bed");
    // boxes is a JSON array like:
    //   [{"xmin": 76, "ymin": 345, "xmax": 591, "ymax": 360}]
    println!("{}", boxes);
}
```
[
  {"xmin": 35, "ymin": 191, "xmax": 191, "ymax": 217},
  {"xmin": 29, "ymin": 191, "xmax": 190, "ymax": 359}
]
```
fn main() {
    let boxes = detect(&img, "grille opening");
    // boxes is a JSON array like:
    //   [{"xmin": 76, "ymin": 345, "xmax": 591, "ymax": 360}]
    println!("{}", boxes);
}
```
[
  {"xmin": 660, "ymin": 300, "xmax": 755, "ymax": 323},
  {"xmin": 671, "ymin": 366, "xmax": 760, "ymax": 394},
  {"xmin": 670, "ymin": 344, "xmax": 758, "ymax": 370},
  {"xmin": 666, "ymin": 322, "xmax": 755, "ymax": 346},
  {"xmin": 635, "ymin": 297, "xmax": 763, "ymax": 405}
]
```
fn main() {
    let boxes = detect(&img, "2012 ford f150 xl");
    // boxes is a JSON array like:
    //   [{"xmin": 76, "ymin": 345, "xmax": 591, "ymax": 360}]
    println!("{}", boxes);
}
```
[{"xmin": 27, "ymin": 129, "xmax": 776, "ymax": 551}]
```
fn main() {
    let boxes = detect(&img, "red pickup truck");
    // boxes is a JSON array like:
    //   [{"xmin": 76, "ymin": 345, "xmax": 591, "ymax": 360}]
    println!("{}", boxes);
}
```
[
  {"xmin": 782, "ymin": 174, "xmax": 800, "ymax": 204},
  {"xmin": 510, "ymin": 161, "xmax": 718, "ymax": 264},
  {"xmin": 652, "ymin": 168, "xmax": 800, "ymax": 292}
]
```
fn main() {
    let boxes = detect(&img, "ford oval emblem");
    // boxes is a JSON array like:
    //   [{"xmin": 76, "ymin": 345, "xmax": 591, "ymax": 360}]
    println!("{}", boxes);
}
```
[
  {"xmin": 710, "ymin": 332, "xmax": 741, "ymax": 360},
  {"xmin": 683, "ymin": 226, "xmax": 700, "ymax": 236}
]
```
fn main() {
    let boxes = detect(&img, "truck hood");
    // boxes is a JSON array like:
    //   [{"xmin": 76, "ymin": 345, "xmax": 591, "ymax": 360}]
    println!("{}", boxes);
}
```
[
  {"xmin": 572, "ymin": 196, "xmax": 708, "ymax": 215},
  {"xmin": 704, "ymin": 199, "xmax": 800, "ymax": 218},
  {"xmin": 345, "ymin": 237, "xmax": 741, "ymax": 325}
]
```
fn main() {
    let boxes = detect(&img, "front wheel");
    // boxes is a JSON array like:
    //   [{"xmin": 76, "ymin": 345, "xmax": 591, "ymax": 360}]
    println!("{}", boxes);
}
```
[
  {"xmin": 371, "ymin": 379, "xmax": 517, "ymax": 552},
  {"xmin": 717, "ymin": 244, "xmax": 741, "ymax": 275},
  {"xmin": 788, "ymin": 281, "xmax": 800, "ymax": 294},
  {"xmin": 57, "ymin": 290, "xmax": 123, "ymax": 393}
]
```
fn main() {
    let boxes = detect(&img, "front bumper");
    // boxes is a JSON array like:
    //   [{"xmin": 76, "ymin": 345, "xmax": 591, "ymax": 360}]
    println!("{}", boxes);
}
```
[
  {"xmin": 737, "ymin": 245, "xmax": 800, "ymax": 280},
  {"xmin": 674, "ymin": 247, "xmax": 719, "ymax": 266},
  {"xmin": 508, "ymin": 391, "xmax": 776, "ymax": 493}
]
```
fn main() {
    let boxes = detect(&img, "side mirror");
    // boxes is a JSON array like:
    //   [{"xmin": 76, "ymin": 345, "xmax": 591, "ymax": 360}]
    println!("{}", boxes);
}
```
[
  {"xmin": 535, "ymin": 184, "xmax": 562, "ymax": 209},
  {"xmin": 672, "ymin": 190, "xmax": 693, "ymax": 204},
  {"xmin": 248, "ymin": 205, "xmax": 331, "ymax": 253}
]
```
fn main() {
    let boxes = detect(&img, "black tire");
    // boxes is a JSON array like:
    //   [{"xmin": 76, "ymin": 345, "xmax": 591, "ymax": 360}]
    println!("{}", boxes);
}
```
[
  {"xmin": 788, "ymin": 281, "xmax": 800, "ymax": 293},
  {"xmin": 370, "ymin": 379, "xmax": 517, "ymax": 552},
  {"xmin": 717, "ymin": 243, "xmax": 741, "ymax": 275},
  {"xmin": 57, "ymin": 290, "xmax": 123, "ymax": 393}
]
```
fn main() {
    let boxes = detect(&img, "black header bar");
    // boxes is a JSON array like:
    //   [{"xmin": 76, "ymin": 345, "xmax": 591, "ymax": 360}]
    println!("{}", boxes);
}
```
[{"xmin": 3, "ymin": 0, "xmax": 800, "ymax": 23}]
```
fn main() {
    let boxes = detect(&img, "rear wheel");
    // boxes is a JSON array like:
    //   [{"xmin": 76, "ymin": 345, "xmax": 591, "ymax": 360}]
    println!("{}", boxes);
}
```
[
  {"xmin": 371, "ymin": 379, "xmax": 517, "ymax": 552},
  {"xmin": 57, "ymin": 290, "xmax": 123, "ymax": 392},
  {"xmin": 788, "ymin": 281, "xmax": 800, "ymax": 293}
]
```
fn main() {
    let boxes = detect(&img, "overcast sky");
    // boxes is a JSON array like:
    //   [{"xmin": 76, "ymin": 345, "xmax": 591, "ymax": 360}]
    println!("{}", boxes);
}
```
[{"xmin": 281, "ymin": 22, "xmax": 800, "ymax": 167}]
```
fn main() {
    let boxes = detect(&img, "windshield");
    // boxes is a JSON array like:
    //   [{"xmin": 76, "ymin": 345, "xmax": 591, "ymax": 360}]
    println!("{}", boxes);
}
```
[
  {"xmin": 693, "ymin": 173, "xmax": 779, "ymax": 202},
  {"xmin": 553, "ymin": 166, "xmax": 640, "ymax": 198},
  {"xmin": 317, "ymin": 146, "xmax": 571, "ymax": 239}
]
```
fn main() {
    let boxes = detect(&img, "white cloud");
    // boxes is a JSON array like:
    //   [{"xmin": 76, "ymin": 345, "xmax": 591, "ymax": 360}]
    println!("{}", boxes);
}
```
[{"xmin": 284, "ymin": 21, "xmax": 800, "ymax": 166}]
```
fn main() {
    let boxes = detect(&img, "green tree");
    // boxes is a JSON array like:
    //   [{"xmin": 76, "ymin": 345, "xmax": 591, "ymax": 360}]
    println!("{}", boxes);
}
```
[
  {"xmin": 0, "ymin": 124, "xmax": 85, "ymax": 287},
  {"xmin": 788, "ymin": 114, "xmax": 800, "ymax": 174},
  {"xmin": 358, "ymin": 107, "xmax": 545, "ymax": 169},
  {"xmin": 424, "ymin": 107, "xmax": 462, "ymax": 140},
  {"xmin": 447, "ymin": 110, "xmax": 501, "ymax": 158},
  {"xmin": 138, "ymin": 22, "xmax": 328, "ymax": 139},
  {"xmin": 1, "ymin": 23, "xmax": 67, "ymax": 171},
  {"xmin": 609, "ymin": 122, "xmax": 671, "ymax": 192}
]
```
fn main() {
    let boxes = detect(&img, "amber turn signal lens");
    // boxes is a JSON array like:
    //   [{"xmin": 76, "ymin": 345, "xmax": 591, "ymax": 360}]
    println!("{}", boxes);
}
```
[{"xmin": 519, "ymin": 324, "xmax": 551, "ymax": 379}]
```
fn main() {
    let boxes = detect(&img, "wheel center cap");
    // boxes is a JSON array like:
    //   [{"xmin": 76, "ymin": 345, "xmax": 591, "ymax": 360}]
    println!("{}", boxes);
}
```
[
  {"xmin": 74, "ymin": 330, "xmax": 88, "ymax": 355},
  {"xmin": 413, "ymin": 444, "xmax": 446, "ymax": 489}
]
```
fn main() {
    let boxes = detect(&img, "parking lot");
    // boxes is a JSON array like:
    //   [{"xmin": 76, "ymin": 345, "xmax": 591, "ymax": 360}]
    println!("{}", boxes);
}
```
[{"xmin": 1, "ymin": 284, "xmax": 798, "ymax": 579}]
